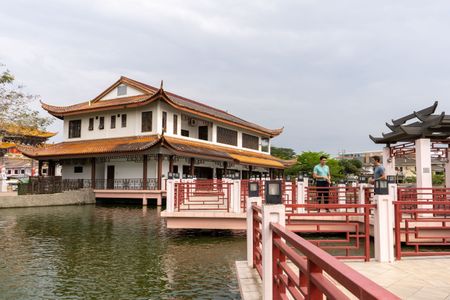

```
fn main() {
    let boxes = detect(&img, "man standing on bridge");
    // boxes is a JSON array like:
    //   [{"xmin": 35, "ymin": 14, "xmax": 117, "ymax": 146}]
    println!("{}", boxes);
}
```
[
  {"xmin": 370, "ymin": 156, "xmax": 386, "ymax": 184},
  {"xmin": 313, "ymin": 155, "xmax": 331, "ymax": 208}
]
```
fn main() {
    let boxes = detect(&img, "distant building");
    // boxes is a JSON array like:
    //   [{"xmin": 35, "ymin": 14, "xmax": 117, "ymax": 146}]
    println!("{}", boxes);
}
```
[
  {"xmin": 0, "ymin": 123, "xmax": 56, "ymax": 180},
  {"xmin": 337, "ymin": 150, "xmax": 445, "ymax": 178}
]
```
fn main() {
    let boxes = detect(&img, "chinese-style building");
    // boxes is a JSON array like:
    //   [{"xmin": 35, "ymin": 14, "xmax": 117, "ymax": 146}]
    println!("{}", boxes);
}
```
[
  {"xmin": 0, "ymin": 123, "xmax": 56, "ymax": 181},
  {"xmin": 19, "ymin": 76, "xmax": 293, "ymax": 198}
]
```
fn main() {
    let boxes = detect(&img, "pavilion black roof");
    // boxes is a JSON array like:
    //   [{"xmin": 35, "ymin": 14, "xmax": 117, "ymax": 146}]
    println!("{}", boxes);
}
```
[{"xmin": 369, "ymin": 101, "xmax": 450, "ymax": 144}]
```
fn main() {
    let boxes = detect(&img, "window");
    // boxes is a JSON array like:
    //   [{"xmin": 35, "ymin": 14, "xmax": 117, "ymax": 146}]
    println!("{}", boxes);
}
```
[
  {"xmin": 162, "ymin": 111, "xmax": 167, "ymax": 132},
  {"xmin": 242, "ymin": 133, "xmax": 259, "ymax": 150},
  {"xmin": 141, "ymin": 111, "xmax": 152, "ymax": 132},
  {"xmin": 198, "ymin": 126, "xmax": 208, "ymax": 141},
  {"xmin": 261, "ymin": 138, "xmax": 270, "ymax": 152},
  {"xmin": 21, "ymin": 169, "xmax": 25, "ymax": 174},
  {"xmin": 88, "ymin": 118, "xmax": 94, "ymax": 131},
  {"xmin": 117, "ymin": 84, "xmax": 127, "ymax": 96},
  {"xmin": 42, "ymin": 169, "xmax": 47, "ymax": 174},
  {"xmin": 68, "ymin": 120, "xmax": 81, "ymax": 138},
  {"xmin": 14, "ymin": 170, "xmax": 18, "ymax": 174},
  {"xmin": 99, "ymin": 116, "xmax": 105, "ymax": 130},
  {"xmin": 181, "ymin": 129, "xmax": 189, "ymax": 137},
  {"xmin": 7, "ymin": 170, "xmax": 11, "ymax": 174},
  {"xmin": 111, "ymin": 115, "xmax": 116, "ymax": 129},
  {"xmin": 121, "ymin": 114, "xmax": 127, "ymax": 127},
  {"xmin": 74, "ymin": 166, "xmax": 83, "ymax": 173},
  {"xmin": 173, "ymin": 115, "xmax": 178, "ymax": 134},
  {"xmin": 217, "ymin": 126, "xmax": 237, "ymax": 146}
]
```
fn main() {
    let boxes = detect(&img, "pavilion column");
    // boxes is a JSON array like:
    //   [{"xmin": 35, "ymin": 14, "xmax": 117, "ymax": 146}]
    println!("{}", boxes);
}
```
[
  {"xmin": 382, "ymin": 146, "xmax": 396, "ymax": 176},
  {"xmin": 249, "ymin": 165, "xmax": 253, "ymax": 178},
  {"xmin": 190, "ymin": 158, "xmax": 195, "ymax": 176},
  {"xmin": 445, "ymin": 149, "xmax": 450, "ymax": 188},
  {"xmin": 48, "ymin": 160, "xmax": 55, "ymax": 176},
  {"xmin": 415, "ymin": 138, "xmax": 432, "ymax": 188},
  {"xmin": 157, "ymin": 154, "xmax": 163, "ymax": 190},
  {"xmin": 31, "ymin": 160, "xmax": 35, "ymax": 176},
  {"xmin": 223, "ymin": 161, "xmax": 228, "ymax": 177},
  {"xmin": 143, "ymin": 155, "xmax": 148, "ymax": 190},
  {"xmin": 91, "ymin": 158, "xmax": 96, "ymax": 188},
  {"xmin": 38, "ymin": 160, "xmax": 43, "ymax": 176},
  {"xmin": 169, "ymin": 155, "xmax": 174, "ymax": 173}
]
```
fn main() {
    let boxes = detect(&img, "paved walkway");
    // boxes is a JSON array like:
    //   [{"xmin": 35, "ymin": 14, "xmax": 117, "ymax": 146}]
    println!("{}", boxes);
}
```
[
  {"xmin": 0, "ymin": 192, "xmax": 17, "ymax": 197},
  {"xmin": 237, "ymin": 258, "xmax": 450, "ymax": 299},
  {"xmin": 346, "ymin": 258, "xmax": 450, "ymax": 300}
]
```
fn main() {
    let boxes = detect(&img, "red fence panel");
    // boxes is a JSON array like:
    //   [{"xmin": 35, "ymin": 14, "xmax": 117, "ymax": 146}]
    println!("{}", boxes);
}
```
[
  {"xmin": 252, "ymin": 204, "xmax": 263, "ymax": 278},
  {"xmin": 394, "ymin": 200, "xmax": 450, "ymax": 259},
  {"xmin": 174, "ymin": 180, "xmax": 232, "ymax": 212},
  {"xmin": 271, "ymin": 222, "xmax": 400, "ymax": 300},
  {"xmin": 285, "ymin": 203, "xmax": 375, "ymax": 261},
  {"xmin": 305, "ymin": 186, "xmax": 360, "ymax": 205}
]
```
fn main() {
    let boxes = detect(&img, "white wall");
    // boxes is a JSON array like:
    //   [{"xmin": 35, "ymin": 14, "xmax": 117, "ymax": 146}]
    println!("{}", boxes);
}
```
[
  {"xmin": 63, "ymin": 99, "xmax": 272, "ymax": 155},
  {"xmin": 101, "ymin": 85, "xmax": 144, "ymax": 101},
  {"xmin": 64, "ymin": 102, "xmax": 158, "ymax": 141},
  {"xmin": 62, "ymin": 164, "xmax": 92, "ymax": 180}
]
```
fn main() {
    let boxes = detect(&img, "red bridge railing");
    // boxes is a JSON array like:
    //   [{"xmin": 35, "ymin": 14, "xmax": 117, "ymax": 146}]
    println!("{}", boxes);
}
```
[
  {"xmin": 174, "ymin": 180, "xmax": 232, "ymax": 212},
  {"xmin": 394, "ymin": 200, "xmax": 450, "ymax": 259},
  {"xmin": 252, "ymin": 204, "xmax": 263, "ymax": 278},
  {"xmin": 285, "ymin": 203, "xmax": 375, "ymax": 261},
  {"xmin": 271, "ymin": 222, "xmax": 399, "ymax": 300},
  {"xmin": 305, "ymin": 186, "xmax": 360, "ymax": 204}
]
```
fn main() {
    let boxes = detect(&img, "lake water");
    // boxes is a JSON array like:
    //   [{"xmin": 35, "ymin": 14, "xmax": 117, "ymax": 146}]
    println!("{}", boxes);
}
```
[{"xmin": 0, "ymin": 205, "xmax": 246, "ymax": 299}]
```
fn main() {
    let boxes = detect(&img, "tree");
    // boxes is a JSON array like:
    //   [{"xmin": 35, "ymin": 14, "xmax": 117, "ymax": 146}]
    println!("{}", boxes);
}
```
[
  {"xmin": 295, "ymin": 151, "xmax": 343, "ymax": 181},
  {"xmin": 0, "ymin": 65, "xmax": 53, "ymax": 130},
  {"xmin": 338, "ymin": 159, "xmax": 363, "ymax": 177},
  {"xmin": 271, "ymin": 147, "xmax": 296, "ymax": 160}
]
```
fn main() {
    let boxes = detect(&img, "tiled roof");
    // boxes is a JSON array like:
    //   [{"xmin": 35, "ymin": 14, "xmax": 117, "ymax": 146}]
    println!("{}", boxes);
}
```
[
  {"xmin": 163, "ymin": 136, "xmax": 289, "ymax": 168},
  {"xmin": 0, "ymin": 123, "xmax": 56, "ymax": 138},
  {"xmin": 0, "ymin": 142, "xmax": 16, "ymax": 149},
  {"xmin": 18, "ymin": 135, "xmax": 160, "ymax": 158},
  {"xmin": 41, "ymin": 76, "xmax": 283, "ymax": 137},
  {"xmin": 18, "ymin": 134, "xmax": 292, "ymax": 169}
]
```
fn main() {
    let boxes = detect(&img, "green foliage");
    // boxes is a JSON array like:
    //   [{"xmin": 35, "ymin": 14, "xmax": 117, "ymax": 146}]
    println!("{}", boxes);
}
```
[
  {"xmin": 404, "ymin": 176, "xmax": 416, "ymax": 184},
  {"xmin": 339, "ymin": 159, "xmax": 363, "ymax": 176},
  {"xmin": 0, "ymin": 64, "xmax": 53, "ymax": 130},
  {"xmin": 433, "ymin": 173, "xmax": 445, "ymax": 186},
  {"xmin": 271, "ymin": 147, "xmax": 296, "ymax": 160},
  {"xmin": 295, "ymin": 151, "xmax": 343, "ymax": 180}
]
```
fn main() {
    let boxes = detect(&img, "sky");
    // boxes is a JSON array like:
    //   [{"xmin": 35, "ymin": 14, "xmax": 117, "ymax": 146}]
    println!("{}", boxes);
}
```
[{"xmin": 1, "ymin": 0, "xmax": 450, "ymax": 155}]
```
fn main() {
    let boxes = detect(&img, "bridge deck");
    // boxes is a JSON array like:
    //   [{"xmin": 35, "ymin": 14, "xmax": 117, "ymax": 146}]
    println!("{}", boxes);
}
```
[{"xmin": 237, "ymin": 258, "xmax": 450, "ymax": 300}]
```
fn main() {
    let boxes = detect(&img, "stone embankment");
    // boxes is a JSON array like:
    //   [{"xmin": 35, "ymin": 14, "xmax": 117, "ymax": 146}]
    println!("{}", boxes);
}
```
[{"xmin": 0, "ymin": 189, "xmax": 95, "ymax": 208}]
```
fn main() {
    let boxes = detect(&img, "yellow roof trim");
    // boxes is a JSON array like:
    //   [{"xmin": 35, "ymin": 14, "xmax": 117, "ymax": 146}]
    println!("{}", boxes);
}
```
[{"xmin": 229, "ymin": 154, "xmax": 285, "ymax": 168}]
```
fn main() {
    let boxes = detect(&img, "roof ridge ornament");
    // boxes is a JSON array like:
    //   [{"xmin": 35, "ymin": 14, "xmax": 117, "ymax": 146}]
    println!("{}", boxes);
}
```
[{"xmin": 160, "ymin": 80, "xmax": 164, "ymax": 90}]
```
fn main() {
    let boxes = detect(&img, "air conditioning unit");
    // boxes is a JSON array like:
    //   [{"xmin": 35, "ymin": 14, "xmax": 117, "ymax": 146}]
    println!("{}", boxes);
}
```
[{"xmin": 189, "ymin": 118, "xmax": 198, "ymax": 127}]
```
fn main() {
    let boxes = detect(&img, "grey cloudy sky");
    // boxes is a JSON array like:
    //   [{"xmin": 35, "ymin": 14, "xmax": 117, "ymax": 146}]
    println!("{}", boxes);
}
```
[{"xmin": 1, "ymin": 0, "xmax": 450, "ymax": 155}]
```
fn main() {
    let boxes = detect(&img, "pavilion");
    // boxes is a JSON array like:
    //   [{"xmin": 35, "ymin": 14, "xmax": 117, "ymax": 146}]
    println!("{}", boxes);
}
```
[{"xmin": 370, "ymin": 101, "xmax": 450, "ymax": 188}]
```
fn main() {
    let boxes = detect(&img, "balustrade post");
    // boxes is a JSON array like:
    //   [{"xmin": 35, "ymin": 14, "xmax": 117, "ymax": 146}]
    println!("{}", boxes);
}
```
[
  {"xmin": 247, "ymin": 196, "xmax": 262, "ymax": 267},
  {"xmin": 232, "ymin": 179, "xmax": 241, "ymax": 213},
  {"xmin": 261, "ymin": 204, "xmax": 285, "ymax": 300},
  {"xmin": 296, "ymin": 177, "xmax": 308, "ymax": 213},
  {"xmin": 166, "ymin": 179, "xmax": 178, "ymax": 213},
  {"xmin": 374, "ymin": 186, "xmax": 395, "ymax": 263}
]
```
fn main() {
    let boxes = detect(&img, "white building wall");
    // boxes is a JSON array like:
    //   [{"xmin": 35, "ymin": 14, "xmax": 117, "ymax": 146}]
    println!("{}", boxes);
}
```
[
  {"xmin": 63, "ymin": 99, "xmax": 274, "ymax": 155},
  {"xmin": 64, "ymin": 102, "xmax": 158, "ymax": 141},
  {"xmin": 101, "ymin": 85, "xmax": 144, "ymax": 101},
  {"xmin": 62, "ymin": 164, "xmax": 92, "ymax": 180}
]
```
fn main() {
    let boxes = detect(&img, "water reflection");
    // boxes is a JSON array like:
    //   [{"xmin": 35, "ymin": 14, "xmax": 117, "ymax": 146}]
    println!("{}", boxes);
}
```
[{"xmin": 0, "ymin": 205, "xmax": 246, "ymax": 299}]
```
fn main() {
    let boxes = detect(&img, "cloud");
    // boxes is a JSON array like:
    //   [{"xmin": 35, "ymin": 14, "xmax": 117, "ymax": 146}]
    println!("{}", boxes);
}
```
[{"xmin": 1, "ymin": 0, "xmax": 450, "ymax": 154}]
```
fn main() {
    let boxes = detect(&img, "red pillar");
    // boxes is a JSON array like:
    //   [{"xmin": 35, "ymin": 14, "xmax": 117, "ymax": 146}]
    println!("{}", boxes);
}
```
[
  {"xmin": 157, "ymin": 154, "xmax": 163, "ymax": 190},
  {"xmin": 143, "ymin": 154, "xmax": 148, "ymax": 190}
]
